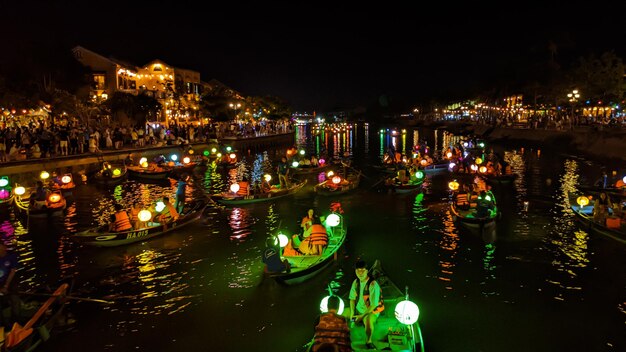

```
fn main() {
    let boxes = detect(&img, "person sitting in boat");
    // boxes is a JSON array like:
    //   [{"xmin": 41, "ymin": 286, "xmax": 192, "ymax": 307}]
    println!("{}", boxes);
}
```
[
  {"xmin": 349, "ymin": 260, "xmax": 384, "ymax": 350},
  {"xmin": 109, "ymin": 203, "xmax": 133, "ymax": 232},
  {"xmin": 154, "ymin": 154, "xmax": 167, "ymax": 166},
  {"xmin": 310, "ymin": 155, "xmax": 319, "ymax": 167},
  {"xmin": 455, "ymin": 184, "xmax": 472, "ymax": 210},
  {"xmin": 298, "ymin": 218, "xmax": 328, "ymax": 255},
  {"xmin": 312, "ymin": 295, "xmax": 352, "ymax": 352},
  {"xmin": 155, "ymin": 197, "xmax": 179, "ymax": 224},
  {"xmin": 474, "ymin": 191, "xmax": 494, "ymax": 218},
  {"xmin": 129, "ymin": 201, "xmax": 145, "ymax": 229},
  {"xmin": 593, "ymin": 192, "xmax": 610, "ymax": 224},
  {"xmin": 262, "ymin": 237, "xmax": 290, "ymax": 274},
  {"xmin": 300, "ymin": 208, "xmax": 318, "ymax": 236},
  {"xmin": 30, "ymin": 181, "xmax": 48, "ymax": 210}
]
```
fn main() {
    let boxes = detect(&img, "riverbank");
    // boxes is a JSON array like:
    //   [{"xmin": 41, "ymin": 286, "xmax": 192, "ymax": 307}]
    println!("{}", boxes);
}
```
[{"xmin": 431, "ymin": 121, "xmax": 626, "ymax": 163}]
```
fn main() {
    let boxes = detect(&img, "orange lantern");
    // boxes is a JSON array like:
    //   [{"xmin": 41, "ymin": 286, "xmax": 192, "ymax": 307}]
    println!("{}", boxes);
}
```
[{"xmin": 48, "ymin": 193, "xmax": 62, "ymax": 203}]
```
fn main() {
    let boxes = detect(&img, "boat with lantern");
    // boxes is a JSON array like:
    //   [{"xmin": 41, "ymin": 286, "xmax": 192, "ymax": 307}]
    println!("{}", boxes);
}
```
[
  {"xmin": 568, "ymin": 192, "xmax": 626, "ymax": 245},
  {"xmin": 289, "ymin": 161, "xmax": 334, "ymax": 176},
  {"xmin": 127, "ymin": 156, "xmax": 172, "ymax": 181},
  {"xmin": 381, "ymin": 167, "xmax": 425, "ymax": 194},
  {"xmin": 449, "ymin": 179, "xmax": 499, "ymax": 235},
  {"xmin": 268, "ymin": 209, "xmax": 347, "ymax": 285},
  {"xmin": 306, "ymin": 259, "xmax": 425, "ymax": 352},
  {"xmin": 13, "ymin": 187, "xmax": 67, "ymax": 219},
  {"xmin": 49, "ymin": 173, "xmax": 76, "ymax": 198},
  {"xmin": 0, "ymin": 176, "xmax": 14, "ymax": 211},
  {"xmin": 211, "ymin": 179, "xmax": 307, "ymax": 205},
  {"xmin": 92, "ymin": 163, "xmax": 128, "ymax": 186},
  {"xmin": 74, "ymin": 199, "xmax": 207, "ymax": 247},
  {"xmin": 577, "ymin": 183, "xmax": 626, "ymax": 201},
  {"xmin": 313, "ymin": 169, "xmax": 362, "ymax": 196}
]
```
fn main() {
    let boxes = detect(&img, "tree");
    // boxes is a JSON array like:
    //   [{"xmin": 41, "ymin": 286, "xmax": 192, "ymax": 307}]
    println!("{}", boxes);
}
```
[{"xmin": 572, "ymin": 51, "xmax": 624, "ymax": 104}]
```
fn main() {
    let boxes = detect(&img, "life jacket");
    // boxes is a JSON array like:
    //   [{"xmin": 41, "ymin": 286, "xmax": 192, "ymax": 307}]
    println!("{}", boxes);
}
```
[
  {"xmin": 616, "ymin": 180, "xmax": 625, "ymax": 188},
  {"xmin": 312, "ymin": 313, "xmax": 352, "ymax": 352},
  {"xmin": 237, "ymin": 181, "xmax": 249, "ymax": 196},
  {"xmin": 395, "ymin": 152, "xmax": 402, "ymax": 163},
  {"xmin": 129, "ymin": 208, "xmax": 139, "ymax": 221},
  {"xmin": 353, "ymin": 277, "xmax": 384, "ymax": 314},
  {"xmin": 308, "ymin": 224, "xmax": 328, "ymax": 246},
  {"xmin": 160, "ymin": 203, "xmax": 179, "ymax": 223},
  {"xmin": 113, "ymin": 211, "xmax": 132, "ymax": 232},
  {"xmin": 456, "ymin": 193, "xmax": 469, "ymax": 206}
]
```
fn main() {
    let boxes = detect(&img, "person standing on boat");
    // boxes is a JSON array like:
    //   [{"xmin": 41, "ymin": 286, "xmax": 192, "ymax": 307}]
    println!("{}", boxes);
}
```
[
  {"xmin": 175, "ymin": 174, "xmax": 189, "ymax": 213},
  {"xmin": 109, "ymin": 203, "xmax": 133, "ymax": 232},
  {"xmin": 312, "ymin": 295, "xmax": 352, "ymax": 352},
  {"xmin": 277, "ymin": 157, "xmax": 290, "ymax": 189},
  {"xmin": 349, "ymin": 260, "xmax": 384, "ymax": 350},
  {"xmin": 262, "ymin": 238, "xmax": 290, "ymax": 273},
  {"xmin": 0, "ymin": 242, "xmax": 20, "ymax": 328}
]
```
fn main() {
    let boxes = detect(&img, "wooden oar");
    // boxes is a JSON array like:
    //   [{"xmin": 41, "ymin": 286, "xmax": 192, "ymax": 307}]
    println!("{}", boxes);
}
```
[
  {"xmin": 17, "ymin": 291, "xmax": 114, "ymax": 304},
  {"xmin": 6, "ymin": 283, "xmax": 68, "ymax": 348}
]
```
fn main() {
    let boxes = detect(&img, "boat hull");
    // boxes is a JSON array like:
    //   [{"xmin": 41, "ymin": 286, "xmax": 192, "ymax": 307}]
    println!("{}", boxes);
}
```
[{"xmin": 212, "ymin": 180, "xmax": 307, "ymax": 205}]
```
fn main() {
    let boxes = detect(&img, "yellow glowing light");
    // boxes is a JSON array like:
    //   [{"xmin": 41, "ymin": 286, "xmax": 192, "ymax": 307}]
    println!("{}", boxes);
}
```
[
  {"xmin": 138, "ymin": 209, "xmax": 152, "ymax": 222},
  {"xmin": 141, "ymin": 161, "xmax": 149, "ymax": 168},
  {"xmin": 61, "ymin": 175, "xmax": 72, "ymax": 184},
  {"xmin": 48, "ymin": 193, "xmax": 62, "ymax": 203},
  {"xmin": 446, "ymin": 152, "xmax": 452, "ymax": 158},
  {"xmin": 113, "ymin": 169, "xmax": 121, "ymax": 176},
  {"xmin": 14, "ymin": 186, "xmax": 26, "ymax": 196},
  {"xmin": 332, "ymin": 176, "xmax": 341, "ymax": 184},
  {"xmin": 183, "ymin": 157, "xmax": 191, "ymax": 164},
  {"xmin": 40, "ymin": 171, "xmax": 50, "ymax": 180},
  {"xmin": 475, "ymin": 157, "xmax": 483, "ymax": 165},
  {"xmin": 479, "ymin": 166, "xmax": 487, "ymax": 173},
  {"xmin": 327, "ymin": 171, "xmax": 334, "ymax": 178},
  {"xmin": 448, "ymin": 180, "xmax": 459, "ymax": 191},
  {"xmin": 264, "ymin": 174, "xmax": 272, "ymax": 182},
  {"xmin": 577, "ymin": 196, "xmax": 589, "ymax": 207},
  {"xmin": 139, "ymin": 157, "xmax": 147, "ymax": 165}
]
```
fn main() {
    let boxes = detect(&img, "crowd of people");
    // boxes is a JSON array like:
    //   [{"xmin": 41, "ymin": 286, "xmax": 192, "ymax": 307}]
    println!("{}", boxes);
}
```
[{"xmin": 0, "ymin": 119, "xmax": 294, "ymax": 163}]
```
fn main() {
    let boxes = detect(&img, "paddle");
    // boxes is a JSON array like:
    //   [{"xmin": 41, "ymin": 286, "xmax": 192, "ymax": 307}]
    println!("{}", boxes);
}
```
[
  {"xmin": 17, "ymin": 291, "xmax": 114, "ymax": 304},
  {"xmin": 5, "ymin": 283, "xmax": 69, "ymax": 348}
]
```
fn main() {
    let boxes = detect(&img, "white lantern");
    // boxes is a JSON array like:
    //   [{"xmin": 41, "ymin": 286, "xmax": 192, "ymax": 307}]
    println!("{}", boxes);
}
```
[
  {"xmin": 325, "ymin": 213, "xmax": 341, "ymax": 227},
  {"xmin": 395, "ymin": 300, "xmax": 420, "ymax": 325},
  {"xmin": 277, "ymin": 233, "xmax": 289, "ymax": 248},
  {"xmin": 14, "ymin": 186, "xmax": 26, "ymax": 196},
  {"xmin": 138, "ymin": 210, "xmax": 152, "ymax": 222},
  {"xmin": 264, "ymin": 174, "xmax": 272, "ymax": 182},
  {"xmin": 320, "ymin": 296, "xmax": 345, "ymax": 315},
  {"xmin": 230, "ymin": 183, "xmax": 240, "ymax": 193},
  {"xmin": 139, "ymin": 157, "xmax": 147, "ymax": 165},
  {"xmin": 183, "ymin": 157, "xmax": 191, "ymax": 164},
  {"xmin": 155, "ymin": 201, "xmax": 166, "ymax": 212},
  {"xmin": 292, "ymin": 161, "xmax": 299, "ymax": 167}
]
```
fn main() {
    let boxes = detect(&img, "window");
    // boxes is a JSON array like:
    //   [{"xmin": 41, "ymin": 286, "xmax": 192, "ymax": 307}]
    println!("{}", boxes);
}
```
[{"xmin": 93, "ymin": 74, "xmax": 105, "ymax": 90}]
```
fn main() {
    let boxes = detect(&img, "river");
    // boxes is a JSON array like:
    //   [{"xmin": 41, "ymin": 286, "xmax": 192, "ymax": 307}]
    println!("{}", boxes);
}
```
[{"xmin": 2, "ymin": 123, "xmax": 624, "ymax": 352}]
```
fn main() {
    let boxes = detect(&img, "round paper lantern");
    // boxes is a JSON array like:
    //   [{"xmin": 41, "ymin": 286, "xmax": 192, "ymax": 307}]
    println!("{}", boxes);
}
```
[
  {"xmin": 0, "ymin": 189, "xmax": 9, "ymax": 200},
  {"xmin": 61, "ymin": 175, "xmax": 72, "ymax": 184},
  {"xmin": 138, "ymin": 210, "xmax": 152, "ymax": 222},
  {"xmin": 203, "ymin": 150, "xmax": 210, "ymax": 156},
  {"xmin": 299, "ymin": 150, "xmax": 305, "ymax": 155},
  {"xmin": 183, "ymin": 157, "xmax": 191, "ymax": 164},
  {"xmin": 139, "ymin": 157, "xmax": 147, "ymax": 165},
  {"xmin": 479, "ymin": 166, "xmax": 487, "ymax": 173},
  {"xmin": 217, "ymin": 153, "xmax": 222, "ymax": 158},
  {"xmin": 332, "ymin": 176, "xmax": 341, "ymax": 184},
  {"xmin": 470, "ymin": 164, "xmax": 478, "ymax": 171},
  {"xmin": 277, "ymin": 233, "xmax": 289, "ymax": 248},
  {"xmin": 170, "ymin": 154, "xmax": 178, "ymax": 161},
  {"xmin": 113, "ymin": 169, "xmax": 121, "ymax": 176},
  {"xmin": 14, "ymin": 186, "xmax": 26, "ymax": 196},
  {"xmin": 48, "ymin": 193, "xmax": 62, "ymax": 203},
  {"xmin": 446, "ymin": 152, "xmax": 452, "ymax": 158},
  {"xmin": 326, "ymin": 213, "xmax": 341, "ymax": 227},
  {"xmin": 622, "ymin": 176, "xmax": 626, "ymax": 184},
  {"xmin": 415, "ymin": 171, "xmax": 424, "ymax": 179},
  {"xmin": 319, "ymin": 158, "xmax": 326, "ymax": 166},
  {"xmin": 230, "ymin": 183, "xmax": 240, "ymax": 193},
  {"xmin": 229, "ymin": 153, "xmax": 236, "ymax": 159},
  {"xmin": 292, "ymin": 161, "xmax": 299, "ymax": 168},
  {"xmin": 188, "ymin": 149, "xmax": 194, "ymax": 155},
  {"xmin": 448, "ymin": 162, "xmax": 456, "ymax": 170},
  {"xmin": 395, "ymin": 300, "xmax": 420, "ymax": 325},
  {"xmin": 320, "ymin": 296, "xmax": 345, "ymax": 315},
  {"xmin": 577, "ymin": 196, "xmax": 589, "ymax": 207},
  {"xmin": 448, "ymin": 180, "xmax": 459, "ymax": 191},
  {"xmin": 264, "ymin": 174, "xmax": 272, "ymax": 182},
  {"xmin": 40, "ymin": 171, "xmax": 50, "ymax": 180},
  {"xmin": 475, "ymin": 157, "xmax": 483, "ymax": 165},
  {"xmin": 141, "ymin": 161, "xmax": 149, "ymax": 168},
  {"xmin": 211, "ymin": 148, "xmax": 217, "ymax": 153},
  {"xmin": 0, "ymin": 178, "xmax": 8, "ymax": 187},
  {"xmin": 168, "ymin": 161, "xmax": 175, "ymax": 167},
  {"xmin": 155, "ymin": 201, "xmax": 166, "ymax": 212},
  {"xmin": 327, "ymin": 171, "xmax": 334, "ymax": 178},
  {"xmin": 226, "ymin": 146, "xmax": 232, "ymax": 152},
  {"xmin": 420, "ymin": 159, "xmax": 427, "ymax": 166}
]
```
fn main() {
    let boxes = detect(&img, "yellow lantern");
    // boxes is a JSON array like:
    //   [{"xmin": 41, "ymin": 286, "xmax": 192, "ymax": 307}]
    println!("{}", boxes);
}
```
[
  {"xmin": 448, "ymin": 180, "xmax": 459, "ymax": 191},
  {"xmin": 420, "ymin": 159, "xmax": 427, "ymax": 166},
  {"xmin": 577, "ymin": 196, "xmax": 589, "ymax": 208},
  {"xmin": 48, "ymin": 193, "xmax": 62, "ymax": 203},
  {"xmin": 264, "ymin": 174, "xmax": 272, "ymax": 182},
  {"xmin": 138, "ymin": 209, "xmax": 152, "ymax": 222},
  {"xmin": 139, "ymin": 157, "xmax": 147, "ymax": 165},
  {"xmin": 479, "ymin": 166, "xmax": 487, "ymax": 173},
  {"xmin": 475, "ymin": 157, "xmax": 483, "ymax": 165},
  {"xmin": 113, "ymin": 169, "xmax": 121, "ymax": 176},
  {"xmin": 327, "ymin": 171, "xmax": 334, "ymax": 178},
  {"xmin": 446, "ymin": 152, "xmax": 452, "ymax": 158},
  {"xmin": 40, "ymin": 171, "xmax": 50, "ymax": 180},
  {"xmin": 183, "ymin": 157, "xmax": 191, "ymax": 164},
  {"xmin": 188, "ymin": 149, "xmax": 194, "ymax": 155},
  {"xmin": 141, "ymin": 161, "xmax": 149, "ymax": 168}
]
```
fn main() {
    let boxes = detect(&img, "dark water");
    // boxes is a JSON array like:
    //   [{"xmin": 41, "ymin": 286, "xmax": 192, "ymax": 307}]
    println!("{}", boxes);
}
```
[{"xmin": 1, "ymin": 124, "xmax": 625, "ymax": 352}]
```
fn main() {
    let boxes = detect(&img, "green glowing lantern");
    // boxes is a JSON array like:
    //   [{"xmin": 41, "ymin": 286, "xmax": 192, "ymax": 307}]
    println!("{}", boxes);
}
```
[
  {"xmin": 113, "ymin": 169, "xmax": 121, "ymax": 176},
  {"xmin": 226, "ymin": 146, "xmax": 232, "ymax": 152},
  {"xmin": 203, "ymin": 150, "xmax": 210, "ymax": 156},
  {"xmin": 415, "ymin": 171, "xmax": 424, "ymax": 179},
  {"xmin": 320, "ymin": 296, "xmax": 345, "ymax": 315},
  {"xmin": 395, "ymin": 300, "xmax": 420, "ymax": 325}
]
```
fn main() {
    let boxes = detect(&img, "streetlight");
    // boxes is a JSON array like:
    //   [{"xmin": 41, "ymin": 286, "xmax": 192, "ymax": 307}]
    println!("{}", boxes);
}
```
[
  {"xmin": 229, "ymin": 102, "xmax": 241, "ymax": 121},
  {"xmin": 567, "ymin": 89, "xmax": 580, "ymax": 128}
]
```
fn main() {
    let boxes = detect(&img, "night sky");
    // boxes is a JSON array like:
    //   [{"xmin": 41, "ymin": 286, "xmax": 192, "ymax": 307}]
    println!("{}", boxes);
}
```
[{"xmin": 2, "ymin": 2, "xmax": 625, "ymax": 111}]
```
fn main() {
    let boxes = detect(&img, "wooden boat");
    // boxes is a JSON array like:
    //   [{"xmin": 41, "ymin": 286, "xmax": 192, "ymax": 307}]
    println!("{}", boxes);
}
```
[
  {"xmin": 483, "ymin": 172, "xmax": 518, "ymax": 184},
  {"xmin": 269, "ymin": 212, "xmax": 347, "ymax": 285},
  {"xmin": 314, "ymin": 172, "xmax": 361, "ymax": 196},
  {"xmin": 422, "ymin": 162, "xmax": 449, "ymax": 175},
  {"xmin": 2, "ymin": 283, "xmax": 71, "ymax": 352},
  {"xmin": 568, "ymin": 192, "xmax": 626, "ymax": 245},
  {"xmin": 305, "ymin": 260, "xmax": 425, "ymax": 352},
  {"xmin": 385, "ymin": 178, "xmax": 424, "ymax": 194},
  {"xmin": 74, "ymin": 199, "xmax": 207, "ymax": 247},
  {"xmin": 169, "ymin": 161, "xmax": 198, "ymax": 176},
  {"xmin": 577, "ymin": 185, "xmax": 626, "ymax": 200},
  {"xmin": 211, "ymin": 179, "xmax": 307, "ymax": 205},
  {"xmin": 450, "ymin": 190, "xmax": 499, "ymax": 234},
  {"xmin": 92, "ymin": 166, "xmax": 128, "ymax": 186},
  {"xmin": 13, "ymin": 191, "xmax": 67, "ymax": 219},
  {"xmin": 127, "ymin": 165, "xmax": 171, "ymax": 181},
  {"xmin": 290, "ymin": 163, "xmax": 333, "ymax": 175}
]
